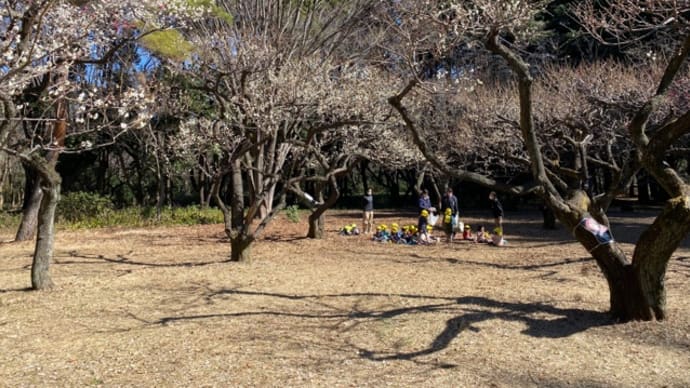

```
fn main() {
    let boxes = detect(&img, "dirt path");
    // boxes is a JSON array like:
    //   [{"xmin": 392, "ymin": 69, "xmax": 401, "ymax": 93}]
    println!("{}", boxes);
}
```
[{"xmin": 1, "ymin": 210, "xmax": 689, "ymax": 387}]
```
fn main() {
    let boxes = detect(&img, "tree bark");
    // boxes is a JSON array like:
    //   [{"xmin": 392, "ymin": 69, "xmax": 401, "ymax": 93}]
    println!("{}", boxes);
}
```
[
  {"xmin": 541, "ymin": 203, "xmax": 557, "ymax": 229},
  {"xmin": 15, "ymin": 165, "xmax": 42, "ymax": 241},
  {"xmin": 219, "ymin": 159, "xmax": 254, "ymax": 262},
  {"xmin": 230, "ymin": 235, "xmax": 253, "ymax": 262},
  {"xmin": 31, "ymin": 175, "xmax": 60, "ymax": 290},
  {"xmin": 306, "ymin": 176, "xmax": 341, "ymax": 239},
  {"xmin": 586, "ymin": 242, "xmax": 653, "ymax": 321},
  {"xmin": 0, "ymin": 152, "xmax": 8, "ymax": 209},
  {"xmin": 307, "ymin": 212, "xmax": 325, "ymax": 239},
  {"xmin": 632, "ymin": 195, "xmax": 690, "ymax": 320}
]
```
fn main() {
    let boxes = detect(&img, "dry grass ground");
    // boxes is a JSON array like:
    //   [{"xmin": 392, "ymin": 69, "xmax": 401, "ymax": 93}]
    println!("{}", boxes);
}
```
[{"xmin": 1, "ymin": 209, "xmax": 689, "ymax": 387}]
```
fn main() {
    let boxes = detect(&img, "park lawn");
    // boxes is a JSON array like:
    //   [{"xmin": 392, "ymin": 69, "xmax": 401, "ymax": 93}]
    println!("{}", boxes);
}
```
[{"xmin": 1, "ymin": 210, "xmax": 689, "ymax": 387}]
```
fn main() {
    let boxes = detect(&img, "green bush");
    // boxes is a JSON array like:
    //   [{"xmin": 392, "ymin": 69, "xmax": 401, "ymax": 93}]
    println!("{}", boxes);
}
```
[
  {"xmin": 57, "ymin": 191, "xmax": 113, "ymax": 223},
  {"xmin": 285, "ymin": 205, "xmax": 300, "ymax": 223},
  {"xmin": 0, "ymin": 211, "xmax": 20, "ymax": 231},
  {"xmin": 158, "ymin": 205, "xmax": 224, "ymax": 225},
  {"xmin": 56, "ymin": 199, "xmax": 224, "ymax": 229}
]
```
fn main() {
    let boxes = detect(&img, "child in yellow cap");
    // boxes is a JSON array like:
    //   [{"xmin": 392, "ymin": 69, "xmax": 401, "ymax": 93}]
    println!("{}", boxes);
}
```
[{"xmin": 418, "ymin": 209, "xmax": 429, "ymax": 244}]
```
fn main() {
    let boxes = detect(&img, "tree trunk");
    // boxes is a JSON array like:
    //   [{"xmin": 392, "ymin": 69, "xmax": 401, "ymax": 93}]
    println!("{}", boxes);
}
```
[
  {"xmin": 31, "ymin": 177, "xmax": 60, "ymax": 290},
  {"xmin": 360, "ymin": 160, "xmax": 369, "ymax": 191},
  {"xmin": 0, "ymin": 152, "xmax": 8, "ymax": 209},
  {"xmin": 541, "ymin": 203, "xmax": 556, "ymax": 229},
  {"xmin": 305, "ymin": 176, "xmax": 342, "ymax": 239},
  {"xmin": 15, "ymin": 166, "xmax": 42, "ymax": 241},
  {"xmin": 632, "ymin": 195, "xmax": 690, "ymax": 320},
  {"xmin": 549, "ymin": 191, "xmax": 654, "ymax": 321},
  {"xmin": 225, "ymin": 159, "xmax": 254, "ymax": 262},
  {"xmin": 307, "ymin": 212, "xmax": 325, "ymax": 239},
  {"xmin": 230, "ymin": 235, "xmax": 252, "ymax": 262},
  {"xmin": 587, "ymin": 243, "xmax": 653, "ymax": 322}
]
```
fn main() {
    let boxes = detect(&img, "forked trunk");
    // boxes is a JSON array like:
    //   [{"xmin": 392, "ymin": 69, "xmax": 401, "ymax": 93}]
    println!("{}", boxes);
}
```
[
  {"xmin": 570, "ymin": 198, "xmax": 690, "ymax": 322},
  {"xmin": 31, "ymin": 178, "xmax": 60, "ymax": 290}
]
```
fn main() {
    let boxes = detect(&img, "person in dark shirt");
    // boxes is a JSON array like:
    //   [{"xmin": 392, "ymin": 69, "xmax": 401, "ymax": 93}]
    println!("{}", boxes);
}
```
[
  {"xmin": 441, "ymin": 187, "xmax": 459, "ymax": 242},
  {"xmin": 489, "ymin": 191, "xmax": 504, "ymax": 232},
  {"xmin": 418, "ymin": 189, "xmax": 433, "ymax": 212},
  {"xmin": 362, "ymin": 188, "xmax": 374, "ymax": 234}
]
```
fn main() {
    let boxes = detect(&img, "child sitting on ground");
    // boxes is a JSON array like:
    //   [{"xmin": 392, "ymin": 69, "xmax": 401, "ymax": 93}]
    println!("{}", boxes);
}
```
[
  {"xmin": 463, "ymin": 224, "xmax": 474, "ymax": 240},
  {"xmin": 425, "ymin": 224, "xmax": 438, "ymax": 243},
  {"xmin": 475, "ymin": 225, "xmax": 490, "ymax": 243},
  {"xmin": 390, "ymin": 223, "xmax": 403, "ymax": 243},
  {"xmin": 400, "ymin": 225, "xmax": 418, "ymax": 245},
  {"xmin": 339, "ymin": 223, "xmax": 360, "ymax": 236},
  {"xmin": 373, "ymin": 224, "xmax": 391, "ymax": 242},
  {"xmin": 490, "ymin": 227, "xmax": 507, "ymax": 247}
]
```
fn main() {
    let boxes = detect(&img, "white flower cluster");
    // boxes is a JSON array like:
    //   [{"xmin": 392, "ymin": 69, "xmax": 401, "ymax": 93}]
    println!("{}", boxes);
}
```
[{"xmin": 0, "ymin": 0, "xmax": 215, "ymax": 152}]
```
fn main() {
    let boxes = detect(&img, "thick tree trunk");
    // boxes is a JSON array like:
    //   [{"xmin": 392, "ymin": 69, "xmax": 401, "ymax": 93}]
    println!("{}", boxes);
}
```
[
  {"xmin": 31, "ymin": 178, "xmax": 60, "ymax": 290},
  {"xmin": 15, "ymin": 166, "xmax": 42, "ymax": 241},
  {"xmin": 632, "ymin": 195, "xmax": 690, "ymax": 320},
  {"xmin": 230, "ymin": 235, "xmax": 252, "ymax": 262},
  {"xmin": 541, "ymin": 203, "xmax": 556, "ymax": 229},
  {"xmin": 587, "ymin": 243, "xmax": 653, "ymax": 322},
  {"xmin": 307, "ymin": 212, "xmax": 325, "ymax": 239},
  {"xmin": 555, "ymin": 191, "xmax": 656, "ymax": 321},
  {"xmin": 305, "ymin": 176, "xmax": 342, "ymax": 239}
]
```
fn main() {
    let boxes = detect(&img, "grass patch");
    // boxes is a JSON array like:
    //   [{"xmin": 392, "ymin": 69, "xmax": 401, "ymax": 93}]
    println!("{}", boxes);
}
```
[
  {"xmin": 58, "ymin": 205, "xmax": 224, "ymax": 230},
  {"xmin": 0, "ymin": 211, "xmax": 20, "ymax": 232},
  {"xmin": 284, "ymin": 205, "xmax": 301, "ymax": 223}
]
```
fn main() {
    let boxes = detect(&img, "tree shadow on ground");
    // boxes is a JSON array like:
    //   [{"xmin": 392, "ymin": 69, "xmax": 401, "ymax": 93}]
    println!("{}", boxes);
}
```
[
  {"xmin": 412, "ymin": 254, "xmax": 594, "ymax": 271},
  {"xmin": 262, "ymin": 235, "xmax": 309, "ymax": 243},
  {"xmin": 0, "ymin": 287, "xmax": 32, "ymax": 293},
  {"xmin": 152, "ymin": 289, "xmax": 612, "ymax": 364},
  {"xmin": 355, "ymin": 296, "xmax": 611, "ymax": 362},
  {"xmin": 352, "ymin": 248, "xmax": 594, "ymax": 270},
  {"xmin": 61, "ymin": 250, "xmax": 231, "ymax": 267}
]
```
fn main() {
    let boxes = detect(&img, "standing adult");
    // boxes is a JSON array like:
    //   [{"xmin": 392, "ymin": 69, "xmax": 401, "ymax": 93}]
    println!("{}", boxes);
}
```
[
  {"xmin": 418, "ymin": 188, "xmax": 436, "ymax": 226},
  {"xmin": 441, "ymin": 187, "xmax": 459, "ymax": 242},
  {"xmin": 489, "ymin": 191, "xmax": 504, "ymax": 232},
  {"xmin": 362, "ymin": 188, "xmax": 374, "ymax": 234},
  {"xmin": 418, "ymin": 189, "xmax": 433, "ymax": 213}
]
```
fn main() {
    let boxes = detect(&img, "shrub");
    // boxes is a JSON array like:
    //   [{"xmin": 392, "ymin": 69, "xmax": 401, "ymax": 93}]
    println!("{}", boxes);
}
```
[
  {"xmin": 285, "ymin": 205, "xmax": 300, "ymax": 223},
  {"xmin": 57, "ymin": 192, "xmax": 113, "ymax": 223},
  {"xmin": 0, "ymin": 211, "xmax": 20, "ymax": 231},
  {"xmin": 55, "ymin": 200, "xmax": 224, "ymax": 230}
]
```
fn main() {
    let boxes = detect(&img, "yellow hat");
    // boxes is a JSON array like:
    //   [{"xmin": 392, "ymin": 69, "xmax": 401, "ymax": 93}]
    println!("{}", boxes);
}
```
[{"xmin": 421, "ymin": 209, "xmax": 429, "ymax": 217}]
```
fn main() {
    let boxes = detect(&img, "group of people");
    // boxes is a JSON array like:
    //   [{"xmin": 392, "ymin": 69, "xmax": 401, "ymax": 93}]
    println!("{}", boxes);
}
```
[{"xmin": 359, "ymin": 187, "xmax": 507, "ymax": 246}]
